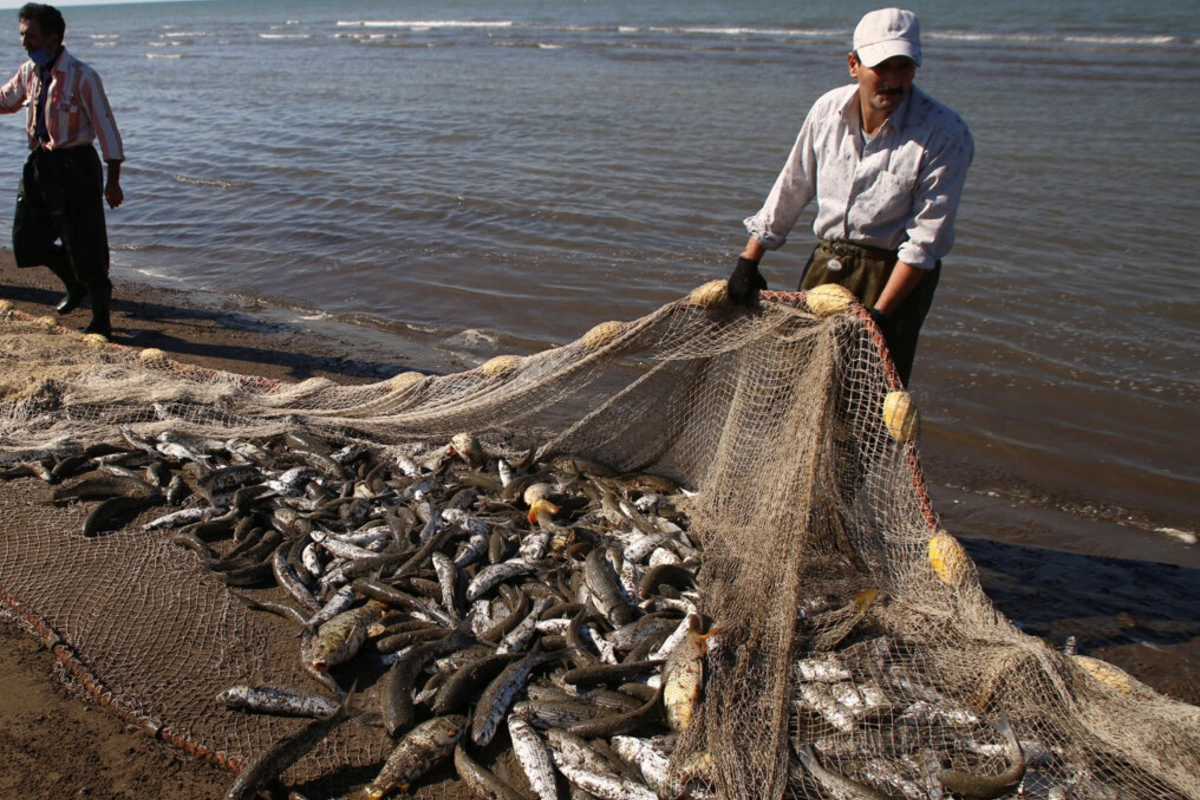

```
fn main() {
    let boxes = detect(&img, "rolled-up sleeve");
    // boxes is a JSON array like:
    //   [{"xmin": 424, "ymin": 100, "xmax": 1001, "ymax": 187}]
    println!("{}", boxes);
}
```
[
  {"xmin": 897, "ymin": 116, "xmax": 973, "ymax": 269},
  {"xmin": 0, "ymin": 66, "xmax": 29, "ymax": 115},
  {"xmin": 744, "ymin": 114, "xmax": 819, "ymax": 251},
  {"xmin": 79, "ymin": 70, "xmax": 123, "ymax": 163}
]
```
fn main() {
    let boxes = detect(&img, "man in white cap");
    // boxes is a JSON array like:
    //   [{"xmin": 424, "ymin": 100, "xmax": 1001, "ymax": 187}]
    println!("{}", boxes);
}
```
[{"xmin": 727, "ymin": 8, "xmax": 973, "ymax": 385}]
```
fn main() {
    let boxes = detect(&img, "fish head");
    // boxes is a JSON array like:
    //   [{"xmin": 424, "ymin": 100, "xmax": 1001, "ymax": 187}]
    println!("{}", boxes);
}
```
[
  {"xmin": 214, "ymin": 687, "xmax": 246, "ymax": 708},
  {"xmin": 438, "ymin": 715, "xmax": 470, "ymax": 744},
  {"xmin": 308, "ymin": 643, "xmax": 336, "ymax": 672}
]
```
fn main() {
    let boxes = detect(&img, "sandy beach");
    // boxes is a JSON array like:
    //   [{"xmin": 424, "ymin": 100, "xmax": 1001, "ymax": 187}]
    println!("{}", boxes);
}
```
[{"xmin": 1, "ymin": 254, "xmax": 1197, "ymax": 799}]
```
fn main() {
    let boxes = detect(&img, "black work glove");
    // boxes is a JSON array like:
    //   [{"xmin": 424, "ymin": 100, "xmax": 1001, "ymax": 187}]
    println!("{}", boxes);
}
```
[
  {"xmin": 727, "ymin": 256, "xmax": 767, "ymax": 307},
  {"xmin": 868, "ymin": 306, "xmax": 888, "ymax": 328}
]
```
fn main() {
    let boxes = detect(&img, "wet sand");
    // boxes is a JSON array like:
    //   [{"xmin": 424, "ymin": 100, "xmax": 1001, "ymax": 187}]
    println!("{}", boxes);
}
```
[{"xmin": 0, "ymin": 255, "xmax": 1197, "ymax": 798}]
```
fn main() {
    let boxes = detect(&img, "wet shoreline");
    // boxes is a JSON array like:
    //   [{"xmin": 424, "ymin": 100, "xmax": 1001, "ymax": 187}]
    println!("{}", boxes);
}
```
[{"xmin": 3, "ymin": 248, "xmax": 1195, "ymax": 565}]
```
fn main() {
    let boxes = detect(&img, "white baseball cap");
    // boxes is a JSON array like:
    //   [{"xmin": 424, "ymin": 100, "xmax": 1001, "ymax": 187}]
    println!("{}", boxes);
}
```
[{"xmin": 853, "ymin": 8, "xmax": 922, "ymax": 68}]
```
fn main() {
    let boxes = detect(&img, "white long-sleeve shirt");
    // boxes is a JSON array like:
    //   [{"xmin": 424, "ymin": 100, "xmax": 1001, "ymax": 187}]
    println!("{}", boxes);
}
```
[
  {"xmin": 0, "ymin": 48, "xmax": 124, "ymax": 163},
  {"xmin": 745, "ymin": 83, "xmax": 972, "ymax": 270}
]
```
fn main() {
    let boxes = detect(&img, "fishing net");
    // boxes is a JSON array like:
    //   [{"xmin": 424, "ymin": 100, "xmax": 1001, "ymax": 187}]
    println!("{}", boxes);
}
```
[{"xmin": 0, "ymin": 287, "xmax": 1196, "ymax": 800}]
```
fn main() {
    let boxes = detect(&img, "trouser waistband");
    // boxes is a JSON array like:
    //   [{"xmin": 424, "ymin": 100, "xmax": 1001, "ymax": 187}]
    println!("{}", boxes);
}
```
[
  {"xmin": 29, "ymin": 144, "xmax": 98, "ymax": 164},
  {"xmin": 816, "ymin": 239, "xmax": 899, "ymax": 262}
]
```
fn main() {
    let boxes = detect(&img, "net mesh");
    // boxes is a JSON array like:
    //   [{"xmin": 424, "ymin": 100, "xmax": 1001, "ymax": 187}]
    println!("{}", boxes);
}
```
[{"xmin": 0, "ymin": 287, "xmax": 1197, "ymax": 800}]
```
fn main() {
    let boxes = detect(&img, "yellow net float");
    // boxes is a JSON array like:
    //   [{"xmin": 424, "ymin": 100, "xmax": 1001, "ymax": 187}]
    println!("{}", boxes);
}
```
[
  {"xmin": 480, "ymin": 354, "xmax": 521, "ymax": 377},
  {"xmin": 686, "ymin": 280, "xmax": 730, "ymax": 309},
  {"xmin": 388, "ymin": 371, "xmax": 423, "ymax": 391},
  {"xmin": 139, "ymin": 347, "xmax": 168, "ymax": 365},
  {"xmin": 1072, "ymin": 655, "xmax": 1136, "ymax": 695},
  {"xmin": 450, "ymin": 432, "xmax": 485, "ymax": 468},
  {"xmin": 296, "ymin": 377, "xmax": 337, "ymax": 394},
  {"xmin": 82, "ymin": 333, "xmax": 109, "ymax": 348},
  {"xmin": 804, "ymin": 283, "xmax": 855, "ymax": 317},
  {"xmin": 0, "ymin": 299, "xmax": 12, "ymax": 314},
  {"xmin": 927, "ymin": 530, "xmax": 970, "ymax": 588},
  {"xmin": 583, "ymin": 320, "xmax": 624, "ymax": 350},
  {"xmin": 35, "ymin": 315, "xmax": 58, "ymax": 330},
  {"xmin": 523, "ymin": 482, "xmax": 554, "ymax": 507},
  {"xmin": 883, "ymin": 390, "xmax": 920, "ymax": 442}
]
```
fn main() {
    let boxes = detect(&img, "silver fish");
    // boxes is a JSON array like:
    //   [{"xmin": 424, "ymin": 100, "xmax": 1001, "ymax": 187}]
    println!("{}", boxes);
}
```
[
  {"xmin": 545, "ymin": 728, "xmax": 622, "ymax": 777},
  {"xmin": 156, "ymin": 440, "xmax": 211, "ymax": 467},
  {"xmin": 454, "ymin": 530, "xmax": 491, "ymax": 568},
  {"xmin": 466, "ymin": 558, "xmax": 538, "ymax": 603},
  {"xmin": 497, "ymin": 458, "xmax": 515, "ymax": 487},
  {"xmin": 508, "ymin": 716, "xmax": 561, "ymax": 800},
  {"xmin": 550, "ymin": 755, "xmax": 657, "ymax": 800},
  {"xmin": 216, "ymin": 684, "xmax": 341, "ymax": 718},
  {"xmin": 472, "ymin": 645, "xmax": 566, "ymax": 747},
  {"xmin": 796, "ymin": 657, "xmax": 853, "ymax": 683},
  {"xmin": 793, "ymin": 744, "xmax": 899, "ymax": 800},
  {"xmin": 142, "ymin": 506, "xmax": 213, "ymax": 532},
  {"xmin": 611, "ymin": 735, "xmax": 670, "ymax": 795},
  {"xmin": 857, "ymin": 757, "xmax": 930, "ymax": 800},
  {"xmin": 301, "ymin": 541, "xmax": 326, "ymax": 578},
  {"xmin": 441, "ymin": 507, "xmax": 490, "ymax": 537},
  {"xmin": 798, "ymin": 681, "xmax": 857, "ymax": 733},
  {"xmin": 303, "ymin": 584, "xmax": 357, "ymax": 632},
  {"xmin": 395, "ymin": 454, "xmax": 421, "ymax": 477},
  {"xmin": 314, "ymin": 530, "xmax": 380, "ymax": 561},
  {"xmin": 223, "ymin": 685, "xmax": 358, "ymax": 800},
  {"xmin": 431, "ymin": 551, "xmax": 461, "ymax": 621},
  {"xmin": 498, "ymin": 596, "xmax": 555, "ymax": 655},
  {"xmin": 520, "ymin": 528, "xmax": 552, "ymax": 561}
]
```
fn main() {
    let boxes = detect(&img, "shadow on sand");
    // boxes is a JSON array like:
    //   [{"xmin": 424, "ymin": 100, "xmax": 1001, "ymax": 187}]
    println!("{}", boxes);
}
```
[
  {"xmin": 965, "ymin": 536, "xmax": 1200, "ymax": 703},
  {"xmin": 3, "ymin": 281, "xmax": 434, "ymax": 384}
]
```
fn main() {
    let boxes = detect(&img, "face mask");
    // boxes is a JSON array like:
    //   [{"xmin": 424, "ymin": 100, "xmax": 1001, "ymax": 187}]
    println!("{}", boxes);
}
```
[{"xmin": 29, "ymin": 48, "xmax": 56, "ymax": 69}]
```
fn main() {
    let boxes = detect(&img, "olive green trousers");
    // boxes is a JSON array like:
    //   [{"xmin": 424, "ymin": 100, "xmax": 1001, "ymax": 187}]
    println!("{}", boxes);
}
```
[{"xmin": 799, "ymin": 239, "xmax": 940, "ymax": 386}]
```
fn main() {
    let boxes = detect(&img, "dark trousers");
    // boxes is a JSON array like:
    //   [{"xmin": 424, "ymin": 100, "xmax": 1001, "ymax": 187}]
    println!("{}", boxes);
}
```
[
  {"xmin": 13, "ymin": 146, "xmax": 111, "ymax": 292},
  {"xmin": 799, "ymin": 239, "xmax": 940, "ymax": 386}
]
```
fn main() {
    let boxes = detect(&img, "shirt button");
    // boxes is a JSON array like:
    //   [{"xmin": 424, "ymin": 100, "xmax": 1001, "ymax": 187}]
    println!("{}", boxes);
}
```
[{"xmin": 827, "ymin": 258, "xmax": 843, "ymax": 273}]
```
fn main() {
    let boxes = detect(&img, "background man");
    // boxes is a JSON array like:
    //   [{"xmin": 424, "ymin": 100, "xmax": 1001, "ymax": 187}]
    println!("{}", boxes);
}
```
[
  {"xmin": 0, "ymin": 3, "xmax": 124, "ymax": 338},
  {"xmin": 727, "ymin": 7, "xmax": 972, "ymax": 385}
]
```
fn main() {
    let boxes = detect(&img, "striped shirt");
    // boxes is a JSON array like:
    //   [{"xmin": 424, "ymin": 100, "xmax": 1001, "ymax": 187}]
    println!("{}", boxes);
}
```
[
  {"xmin": 745, "ymin": 83, "xmax": 972, "ymax": 270},
  {"xmin": 0, "ymin": 48, "xmax": 124, "ymax": 163}
]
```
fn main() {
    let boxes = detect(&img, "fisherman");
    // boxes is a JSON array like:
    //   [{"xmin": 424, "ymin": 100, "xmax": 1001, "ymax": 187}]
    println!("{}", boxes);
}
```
[
  {"xmin": 727, "ymin": 7, "xmax": 973, "ymax": 385},
  {"xmin": 0, "ymin": 3, "xmax": 125, "ymax": 338}
]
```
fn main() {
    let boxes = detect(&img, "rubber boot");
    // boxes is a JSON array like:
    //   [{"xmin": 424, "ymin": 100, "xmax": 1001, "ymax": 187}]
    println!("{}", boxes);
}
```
[
  {"xmin": 45, "ymin": 247, "xmax": 87, "ymax": 315},
  {"xmin": 82, "ymin": 279, "xmax": 112, "ymax": 338}
]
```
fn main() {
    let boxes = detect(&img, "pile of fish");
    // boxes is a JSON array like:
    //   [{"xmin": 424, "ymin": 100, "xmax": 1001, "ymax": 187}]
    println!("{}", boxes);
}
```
[
  {"xmin": 13, "ymin": 426, "xmax": 719, "ymax": 800},
  {"xmin": 5, "ymin": 426, "xmax": 1114, "ymax": 800}
]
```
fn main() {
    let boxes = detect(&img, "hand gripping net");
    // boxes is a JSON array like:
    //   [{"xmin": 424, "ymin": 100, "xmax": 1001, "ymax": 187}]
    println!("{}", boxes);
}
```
[{"xmin": 0, "ymin": 286, "xmax": 1197, "ymax": 800}]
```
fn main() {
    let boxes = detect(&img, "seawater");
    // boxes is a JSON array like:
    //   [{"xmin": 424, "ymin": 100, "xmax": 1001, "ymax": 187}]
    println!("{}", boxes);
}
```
[{"xmin": 0, "ymin": 0, "xmax": 1196, "ymax": 530}]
